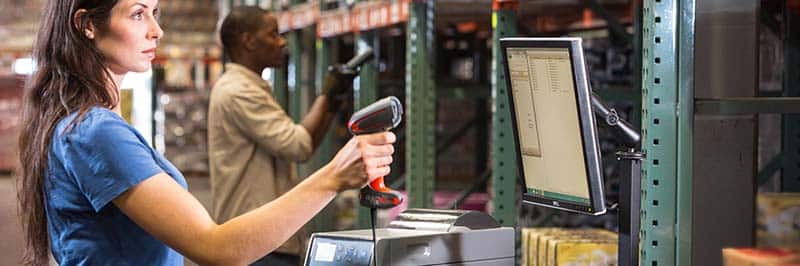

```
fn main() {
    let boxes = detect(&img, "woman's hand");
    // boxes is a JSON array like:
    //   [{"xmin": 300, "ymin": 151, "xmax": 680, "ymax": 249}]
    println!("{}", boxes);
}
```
[{"xmin": 324, "ymin": 132, "xmax": 396, "ymax": 192}]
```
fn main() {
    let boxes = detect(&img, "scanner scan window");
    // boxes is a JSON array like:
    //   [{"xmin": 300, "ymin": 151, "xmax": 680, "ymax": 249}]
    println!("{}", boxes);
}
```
[{"xmin": 507, "ymin": 47, "xmax": 591, "ymax": 204}]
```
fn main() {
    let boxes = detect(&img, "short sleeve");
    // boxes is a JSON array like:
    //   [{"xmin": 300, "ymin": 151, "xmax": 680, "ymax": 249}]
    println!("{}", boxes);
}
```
[
  {"xmin": 225, "ymin": 84, "xmax": 313, "ymax": 162},
  {"xmin": 60, "ymin": 111, "xmax": 163, "ymax": 212}
]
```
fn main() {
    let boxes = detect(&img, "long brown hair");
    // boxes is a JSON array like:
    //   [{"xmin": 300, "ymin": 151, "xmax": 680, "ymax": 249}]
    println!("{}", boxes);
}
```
[{"xmin": 17, "ymin": 0, "xmax": 119, "ymax": 265}]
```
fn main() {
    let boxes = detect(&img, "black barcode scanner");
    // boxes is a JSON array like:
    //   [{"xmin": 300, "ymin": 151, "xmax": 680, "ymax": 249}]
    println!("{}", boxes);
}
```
[
  {"xmin": 344, "ymin": 47, "xmax": 374, "ymax": 71},
  {"xmin": 330, "ymin": 47, "xmax": 374, "ymax": 75},
  {"xmin": 347, "ymin": 96, "xmax": 403, "ymax": 209}
]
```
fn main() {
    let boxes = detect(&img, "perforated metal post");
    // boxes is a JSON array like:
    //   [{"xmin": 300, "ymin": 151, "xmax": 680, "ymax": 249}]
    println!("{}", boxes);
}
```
[
  {"xmin": 490, "ymin": 0, "xmax": 518, "ymax": 227},
  {"xmin": 675, "ymin": 0, "xmax": 695, "ymax": 263},
  {"xmin": 287, "ymin": 29, "xmax": 303, "ymax": 121},
  {"xmin": 311, "ymin": 38, "xmax": 335, "ymax": 162},
  {"xmin": 405, "ymin": 0, "xmax": 436, "ymax": 208},
  {"xmin": 355, "ymin": 30, "xmax": 380, "ymax": 228},
  {"xmin": 354, "ymin": 32, "xmax": 378, "ymax": 109},
  {"xmin": 271, "ymin": 0, "xmax": 289, "ymax": 109},
  {"xmin": 311, "ymin": 3, "xmax": 338, "ymax": 232},
  {"xmin": 640, "ymin": 0, "xmax": 694, "ymax": 265}
]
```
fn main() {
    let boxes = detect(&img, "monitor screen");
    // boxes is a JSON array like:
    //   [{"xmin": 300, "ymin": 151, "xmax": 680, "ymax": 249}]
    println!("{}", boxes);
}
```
[{"xmin": 500, "ymin": 38, "xmax": 606, "ymax": 215}]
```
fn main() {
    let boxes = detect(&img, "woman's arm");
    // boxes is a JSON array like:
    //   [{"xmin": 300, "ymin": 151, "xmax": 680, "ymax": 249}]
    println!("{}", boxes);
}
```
[{"xmin": 113, "ymin": 132, "xmax": 395, "ymax": 266}]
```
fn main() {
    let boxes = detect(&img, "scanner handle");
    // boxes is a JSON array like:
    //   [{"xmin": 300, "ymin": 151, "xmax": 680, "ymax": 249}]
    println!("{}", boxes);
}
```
[
  {"xmin": 359, "ymin": 177, "xmax": 403, "ymax": 209},
  {"xmin": 344, "ymin": 47, "xmax": 374, "ymax": 70}
]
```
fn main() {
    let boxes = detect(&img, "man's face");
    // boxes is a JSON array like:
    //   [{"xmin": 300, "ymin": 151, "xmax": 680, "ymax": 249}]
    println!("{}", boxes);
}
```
[{"xmin": 254, "ymin": 14, "xmax": 286, "ymax": 68}]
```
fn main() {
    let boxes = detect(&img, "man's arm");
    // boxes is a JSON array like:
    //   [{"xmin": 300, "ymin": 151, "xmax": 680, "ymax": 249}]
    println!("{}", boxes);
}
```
[
  {"xmin": 301, "ymin": 95, "xmax": 337, "ymax": 149},
  {"xmin": 301, "ymin": 67, "xmax": 357, "ymax": 149}
]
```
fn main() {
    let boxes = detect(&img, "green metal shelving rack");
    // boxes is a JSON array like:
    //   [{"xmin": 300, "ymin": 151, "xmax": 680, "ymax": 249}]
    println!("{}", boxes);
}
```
[
  {"xmin": 405, "ymin": 0, "xmax": 436, "ymax": 209},
  {"xmin": 490, "ymin": 0, "xmax": 518, "ymax": 227},
  {"xmin": 287, "ymin": 29, "xmax": 303, "ymax": 122},
  {"xmin": 311, "ymin": 1, "xmax": 339, "ymax": 233},
  {"xmin": 355, "ymin": 27, "xmax": 380, "ymax": 228},
  {"xmin": 312, "ymin": 37, "xmax": 334, "ymax": 173},
  {"xmin": 640, "ymin": 0, "xmax": 694, "ymax": 265},
  {"xmin": 355, "ymin": 31, "xmax": 379, "ymax": 110},
  {"xmin": 271, "ymin": 1, "xmax": 290, "ymax": 110},
  {"xmin": 220, "ymin": 1, "xmax": 716, "ymax": 264}
]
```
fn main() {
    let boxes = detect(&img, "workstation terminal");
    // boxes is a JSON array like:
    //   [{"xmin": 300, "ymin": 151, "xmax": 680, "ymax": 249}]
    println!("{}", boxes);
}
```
[{"xmin": 304, "ymin": 37, "xmax": 641, "ymax": 266}]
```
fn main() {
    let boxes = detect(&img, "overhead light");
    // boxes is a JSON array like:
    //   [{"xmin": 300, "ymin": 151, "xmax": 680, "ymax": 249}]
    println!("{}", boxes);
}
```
[
  {"xmin": 262, "ymin": 68, "xmax": 273, "ymax": 81},
  {"xmin": 12, "ymin": 57, "xmax": 36, "ymax": 75}
]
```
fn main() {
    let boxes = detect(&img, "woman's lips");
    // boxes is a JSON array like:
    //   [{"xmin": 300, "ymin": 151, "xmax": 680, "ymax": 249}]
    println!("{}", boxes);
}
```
[{"xmin": 143, "ymin": 48, "xmax": 156, "ymax": 60}]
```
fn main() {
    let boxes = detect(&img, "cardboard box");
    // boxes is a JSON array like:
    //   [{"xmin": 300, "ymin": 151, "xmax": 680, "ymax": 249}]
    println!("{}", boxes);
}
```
[
  {"xmin": 544, "ymin": 231, "xmax": 617, "ymax": 266},
  {"xmin": 525, "ymin": 228, "xmax": 566, "ymax": 266},
  {"xmin": 549, "ymin": 239, "xmax": 618, "ymax": 266},
  {"xmin": 522, "ymin": 228, "xmax": 616, "ymax": 266},
  {"xmin": 757, "ymin": 193, "xmax": 800, "ymax": 247},
  {"xmin": 722, "ymin": 247, "xmax": 800, "ymax": 266}
]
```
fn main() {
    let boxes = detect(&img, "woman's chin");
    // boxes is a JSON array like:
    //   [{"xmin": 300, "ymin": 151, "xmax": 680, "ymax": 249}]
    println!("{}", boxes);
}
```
[{"xmin": 130, "ymin": 64, "xmax": 152, "ymax": 73}]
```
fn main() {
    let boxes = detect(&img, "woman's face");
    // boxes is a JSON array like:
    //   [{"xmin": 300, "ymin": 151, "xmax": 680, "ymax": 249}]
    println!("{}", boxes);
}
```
[{"xmin": 94, "ymin": 0, "xmax": 163, "ymax": 75}]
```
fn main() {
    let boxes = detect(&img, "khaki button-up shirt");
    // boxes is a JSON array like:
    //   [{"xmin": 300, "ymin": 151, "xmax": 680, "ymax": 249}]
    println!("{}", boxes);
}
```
[{"xmin": 208, "ymin": 63, "xmax": 313, "ymax": 255}]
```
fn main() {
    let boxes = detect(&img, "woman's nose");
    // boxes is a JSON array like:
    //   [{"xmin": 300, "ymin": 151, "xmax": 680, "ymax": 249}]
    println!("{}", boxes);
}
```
[{"xmin": 148, "ymin": 18, "xmax": 164, "ymax": 40}]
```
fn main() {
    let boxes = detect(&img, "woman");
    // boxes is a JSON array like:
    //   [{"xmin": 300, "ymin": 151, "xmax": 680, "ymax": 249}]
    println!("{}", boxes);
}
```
[{"xmin": 17, "ymin": 0, "xmax": 395, "ymax": 265}]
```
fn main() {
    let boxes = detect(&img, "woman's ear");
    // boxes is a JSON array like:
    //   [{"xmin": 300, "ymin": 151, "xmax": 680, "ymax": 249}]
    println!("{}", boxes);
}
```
[{"xmin": 74, "ymin": 9, "xmax": 97, "ymax": 39}]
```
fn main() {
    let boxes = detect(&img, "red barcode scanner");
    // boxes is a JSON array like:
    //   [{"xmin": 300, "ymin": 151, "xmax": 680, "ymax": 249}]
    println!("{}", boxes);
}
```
[{"xmin": 347, "ymin": 96, "xmax": 403, "ymax": 209}]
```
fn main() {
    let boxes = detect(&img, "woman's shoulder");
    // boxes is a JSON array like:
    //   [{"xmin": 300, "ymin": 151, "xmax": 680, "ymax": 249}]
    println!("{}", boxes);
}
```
[{"xmin": 57, "ymin": 107, "xmax": 131, "ymax": 140}]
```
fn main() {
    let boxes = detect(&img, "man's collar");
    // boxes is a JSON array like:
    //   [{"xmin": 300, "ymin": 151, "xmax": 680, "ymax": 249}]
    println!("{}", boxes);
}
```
[{"xmin": 225, "ymin": 63, "xmax": 269, "ymax": 87}]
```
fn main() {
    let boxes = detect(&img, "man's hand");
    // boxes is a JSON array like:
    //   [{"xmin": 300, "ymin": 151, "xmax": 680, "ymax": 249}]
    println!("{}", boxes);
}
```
[{"xmin": 321, "ymin": 64, "xmax": 358, "ymax": 111}]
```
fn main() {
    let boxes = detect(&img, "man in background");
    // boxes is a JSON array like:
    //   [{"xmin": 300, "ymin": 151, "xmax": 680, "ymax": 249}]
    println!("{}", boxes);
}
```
[{"xmin": 209, "ymin": 6, "xmax": 356, "ymax": 265}]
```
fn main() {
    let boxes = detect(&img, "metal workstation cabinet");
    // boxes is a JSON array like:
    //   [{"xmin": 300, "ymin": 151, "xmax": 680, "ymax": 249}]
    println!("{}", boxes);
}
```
[{"xmin": 303, "ymin": 209, "xmax": 515, "ymax": 266}]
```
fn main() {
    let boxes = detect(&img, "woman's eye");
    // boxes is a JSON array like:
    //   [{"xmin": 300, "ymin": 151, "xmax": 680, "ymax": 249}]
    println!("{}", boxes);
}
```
[{"xmin": 132, "ymin": 11, "xmax": 144, "ymax": 20}]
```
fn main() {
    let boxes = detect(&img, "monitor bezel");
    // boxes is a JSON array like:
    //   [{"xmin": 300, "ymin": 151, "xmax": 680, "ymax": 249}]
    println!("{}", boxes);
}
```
[{"xmin": 499, "ymin": 37, "xmax": 606, "ymax": 216}]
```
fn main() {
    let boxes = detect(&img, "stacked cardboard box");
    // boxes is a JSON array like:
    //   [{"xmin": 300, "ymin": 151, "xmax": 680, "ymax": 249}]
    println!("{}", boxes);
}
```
[
  {"xmin": 756, "ymin": 193, "xmax": 800, "ymax": 247},
  {"xmin": 522, "ymin": 227, "xmax": 618, "ymax": 266},
  {"xmin": 720, "ymin": 193, "xmax": 800, "ymax": 266},
  {"xmin": 722, "ymin": 247, "xmax": 800, "ymax": 266}
]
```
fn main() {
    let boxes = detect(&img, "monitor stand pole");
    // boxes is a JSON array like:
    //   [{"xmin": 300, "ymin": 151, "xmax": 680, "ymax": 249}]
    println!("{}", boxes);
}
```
[
  {"xmin": 617, "ymin": 148, "xmax": 643, "ymax": 266},
  {"xmin": 591, "ymin": 92, "xmax": 643, "ymax": 266}
]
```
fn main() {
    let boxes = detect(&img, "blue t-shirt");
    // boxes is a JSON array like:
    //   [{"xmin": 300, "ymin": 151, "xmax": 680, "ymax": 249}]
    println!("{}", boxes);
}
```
[{"xmin": 44, "ymin": 107, "xmax": 187, "ymax": 265}]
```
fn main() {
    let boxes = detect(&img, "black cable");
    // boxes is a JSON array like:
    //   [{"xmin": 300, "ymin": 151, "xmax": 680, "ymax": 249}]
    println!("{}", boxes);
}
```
[{"xmin": 370, "ymin": 207, "xmax": 377, "ymax": 266}]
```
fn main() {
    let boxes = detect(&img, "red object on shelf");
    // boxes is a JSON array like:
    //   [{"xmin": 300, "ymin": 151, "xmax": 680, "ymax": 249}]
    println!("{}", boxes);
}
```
[
  {"xmin": 492, "ymin": 0, "xmax": 519, "ymax": 11},
  {"xmin": 790, "ymin": 0, "xmax": 800, "ymax": 14}
]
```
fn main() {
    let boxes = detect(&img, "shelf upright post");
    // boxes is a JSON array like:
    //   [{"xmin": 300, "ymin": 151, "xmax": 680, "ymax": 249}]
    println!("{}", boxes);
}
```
[{"xmin": 490, "ymin": 0, "xmax": 518, "ymax": 227}]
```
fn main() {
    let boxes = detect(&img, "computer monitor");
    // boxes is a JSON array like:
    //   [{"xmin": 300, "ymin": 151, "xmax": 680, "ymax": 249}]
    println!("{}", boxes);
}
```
[{"xmin": 499, "ymin": 37, "xmax": 606, "ymax": 215}]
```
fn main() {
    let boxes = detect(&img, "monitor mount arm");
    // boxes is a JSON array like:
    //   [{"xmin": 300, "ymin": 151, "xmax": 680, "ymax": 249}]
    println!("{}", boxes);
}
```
[
  {"xmin": 591, "ymin": 92, "xmax": 641, "ymax": 147},
  {"xmin": 591, "ymin": 92, "xmax": 644, "ymax": 266}
]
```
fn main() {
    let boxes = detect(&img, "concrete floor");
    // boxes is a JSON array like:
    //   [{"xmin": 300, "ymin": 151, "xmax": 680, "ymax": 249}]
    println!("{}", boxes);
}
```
[
  {"xmin": 0, "ymin": 176, "xmax": 24, "ymax": 265},
  {"xmin": 0, "ymin": 175, "xmax": 212, "ymax": 265}
]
